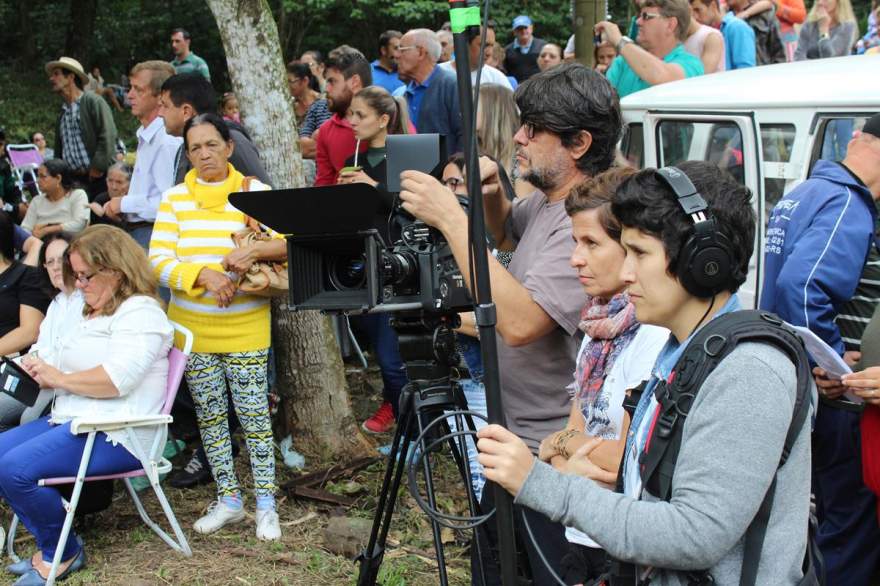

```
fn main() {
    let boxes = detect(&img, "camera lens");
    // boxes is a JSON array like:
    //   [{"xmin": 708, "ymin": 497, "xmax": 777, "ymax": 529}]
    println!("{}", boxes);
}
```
[
  {"xmin": 329, "ymin": 254, "xmax": 367, "ymax": 291},
  {"xmin": 383, "ymin": 251, "xmax": 417, "ymax": 287}
]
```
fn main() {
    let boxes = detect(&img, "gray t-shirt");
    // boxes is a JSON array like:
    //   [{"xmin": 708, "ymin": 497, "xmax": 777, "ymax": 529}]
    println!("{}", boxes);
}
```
[{"xmin": 500, "ymin": 191, "xmax": 585, "ymax": 453}]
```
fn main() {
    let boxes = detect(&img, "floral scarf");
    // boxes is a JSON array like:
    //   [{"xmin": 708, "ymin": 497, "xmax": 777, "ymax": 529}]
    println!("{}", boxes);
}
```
[{"xmin": 574, "ymin": 293, "xmax": 640, "ymax": 436}]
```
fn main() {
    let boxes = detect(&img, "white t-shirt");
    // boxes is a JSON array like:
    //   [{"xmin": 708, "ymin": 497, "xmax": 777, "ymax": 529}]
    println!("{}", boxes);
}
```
[
  {"xmin": 565, "ymin": 323, "xmax": 669, "ymax": 548},
  {"xmin": 440, "ymin": 62, "xmax": 513, "ymax": 90}
]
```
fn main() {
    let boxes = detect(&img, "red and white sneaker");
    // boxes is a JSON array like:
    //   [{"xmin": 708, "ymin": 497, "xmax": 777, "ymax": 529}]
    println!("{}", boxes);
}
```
[{"xmin": 362, "ymin": 401, "xmax": 395, "ymax": 434}]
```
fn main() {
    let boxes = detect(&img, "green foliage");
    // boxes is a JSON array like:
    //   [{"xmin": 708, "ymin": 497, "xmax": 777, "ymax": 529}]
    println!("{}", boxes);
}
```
[{"xmin": 0, "ymin": 65, "xmax": 139, "ymax": 149}]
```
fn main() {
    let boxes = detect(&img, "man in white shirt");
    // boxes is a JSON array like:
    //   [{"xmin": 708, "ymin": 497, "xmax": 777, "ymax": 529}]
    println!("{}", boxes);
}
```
[
  {"xmin": 442, "ymin": 22, "xmax": 513, "ymax": 90},
  {"xmin": 103, "ymin": 61, "xmax": 181, "ymax": 250}
]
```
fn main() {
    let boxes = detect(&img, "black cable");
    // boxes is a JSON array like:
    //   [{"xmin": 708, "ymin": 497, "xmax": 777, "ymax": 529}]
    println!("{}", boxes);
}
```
[
  {"xmin": 689, "ymin": 294, "xmax": 717, "ymax": 339},
  {"xmin": 521, "ymin": 510, "xmax": 568, "ymax": 586}
]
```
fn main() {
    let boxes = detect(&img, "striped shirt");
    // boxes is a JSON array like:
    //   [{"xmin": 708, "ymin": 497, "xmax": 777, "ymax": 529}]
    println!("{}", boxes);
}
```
[
  {"xmin": 148, "ymin": 178, "xmax": 275, "ymax": 353},
  {"xmin": 60, "ymin": 97, "xmax": 91, "ymax": 171},
  {"xmin": 299, "ymin": 98, "xmax": 331, "ymax": 138},
  {"xmin": 836, "ymin": 240, "xmax": 880, "ymax": 351}
]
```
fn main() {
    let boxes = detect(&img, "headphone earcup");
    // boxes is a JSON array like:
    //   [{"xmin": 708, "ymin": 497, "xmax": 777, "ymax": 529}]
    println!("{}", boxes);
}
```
[{"xmin": 677, "ymin": 227, "xmax": 734, "ymax": 298}]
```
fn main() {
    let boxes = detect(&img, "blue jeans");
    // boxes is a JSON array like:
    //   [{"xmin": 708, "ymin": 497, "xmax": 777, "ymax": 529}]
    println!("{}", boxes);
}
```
[
  {"xmin": 352, "ymin": 313, "xmax": 408, "ymax": 417},
  {"xmin": 0, "ymin": 417, "xmax": 141, "ymax": 561},
  {"xmin": 447, "ymin": 378, "xmax": 488, "ymax": 501}
]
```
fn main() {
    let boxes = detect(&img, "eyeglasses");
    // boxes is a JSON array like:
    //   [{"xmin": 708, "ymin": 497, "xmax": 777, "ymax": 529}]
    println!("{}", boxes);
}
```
[
  {"xmin": 521, "ymin": 122, "xmax": 542, "ymax": 140},
  {"xmin": 75, "ymin": 270, "xmax": 102, "ymax": 286},
  {"xmin": 520, "ymin": 121, "xmax": 583, "ymax": 141},
  {"xmin": 288, "ymin": 77, "xmax": 302, "ymax": 84},
  {"xmin": 443, "ymin": 177, "xmax": 465, "ymax": 189},
  {"xmin": 638, "ymin": 10, "xmax": 664, "ymax": 20},
  {"xmin": 398, "ymin": 45, "xmax": 419, "ymax": 53}
]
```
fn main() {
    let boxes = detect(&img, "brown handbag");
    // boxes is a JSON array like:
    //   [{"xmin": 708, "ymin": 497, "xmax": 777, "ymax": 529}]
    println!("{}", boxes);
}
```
[{"xmin": 230, "ymin": 177, "xmax": 289, "ymax": 298}]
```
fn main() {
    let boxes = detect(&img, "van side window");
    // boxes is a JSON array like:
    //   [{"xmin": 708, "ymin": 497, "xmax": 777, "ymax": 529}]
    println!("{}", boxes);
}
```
[
  {"xmin": 658, "ymin": 121, "xmax": 744, "ymax": 184},
  {"xmin": 621, "ymin": 123, "xmax": 644, "ymax": 168},
  {"xmin": 813, "ymin": 116, "xmax": 871, "ymax": 166},
  {"xmin": 761, "ymin": 124, "xmax": 796, "ymax": 217}
]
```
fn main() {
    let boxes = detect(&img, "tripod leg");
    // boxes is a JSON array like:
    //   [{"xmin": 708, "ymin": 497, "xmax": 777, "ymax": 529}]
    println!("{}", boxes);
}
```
[
  {"xmin": 415, "ymin": 411, "xmax": 451, "ymax": 586},
  {"xmin": 450, "ymin": 410, "xmax": 489, "ymax": 586},
  {"xmin": 357, "ymin": 392, "xmax": 415, "ymax": 586}
]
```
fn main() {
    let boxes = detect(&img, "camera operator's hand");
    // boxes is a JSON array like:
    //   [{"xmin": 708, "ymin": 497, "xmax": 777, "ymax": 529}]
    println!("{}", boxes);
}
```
[
  {"xmin": 477, "ymin": 424, "xmax": 536, "ymax": 496},
  {"xmin": 399, "ymin": 170, "xmax": 466, "ymax": 234},
  {"xmin": 337, "ymin": 170, "xmax": 378, "ymax": 187},
  {"xmin": 196, "ymin": 268, "xmax": 236, "ymax": 308}
]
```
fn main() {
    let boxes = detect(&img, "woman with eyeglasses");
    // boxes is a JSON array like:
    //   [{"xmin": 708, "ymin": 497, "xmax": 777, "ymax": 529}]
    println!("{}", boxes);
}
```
[
  {"xmin": 24, "ymin": 159, "xmax": 90, "ymax": 239},
  {"xmin": 0, "ymin": 212, "xmax": 51, "ymax": 431},
  {"xmin": 337, "ymin": 85, "xmax": 413, "ymax": 435},
  {"xmin": 0, "ymin": 225, "xmax": 172, "ymax": 584}
]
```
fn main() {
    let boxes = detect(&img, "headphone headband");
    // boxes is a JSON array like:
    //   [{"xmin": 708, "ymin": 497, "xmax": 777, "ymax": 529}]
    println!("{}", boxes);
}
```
[
  {"xmin": 656, "ymin": 167, "xmax": 709, "ymax": 224},
  {"xmin": 655, "ymin": 166, "xmax": 734, "ymax": 298}
]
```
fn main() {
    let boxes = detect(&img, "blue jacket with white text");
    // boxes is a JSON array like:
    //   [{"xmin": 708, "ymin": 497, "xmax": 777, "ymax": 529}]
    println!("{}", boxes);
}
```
[{"xmin": 759, "ymin": 160, "xmax": 876, "ymax": 354}]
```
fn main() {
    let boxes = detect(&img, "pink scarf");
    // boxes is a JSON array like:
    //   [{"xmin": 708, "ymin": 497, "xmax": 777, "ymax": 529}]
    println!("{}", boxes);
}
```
[{"xmin": 574, "ymin": 293, "xmax": 639, "ymax": 431}]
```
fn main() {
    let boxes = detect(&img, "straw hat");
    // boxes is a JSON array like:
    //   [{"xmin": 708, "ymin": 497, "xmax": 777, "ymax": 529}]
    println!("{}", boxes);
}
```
[{"xmin": 44, "ymin": 57, "xmax": 89, "ymax": 85}]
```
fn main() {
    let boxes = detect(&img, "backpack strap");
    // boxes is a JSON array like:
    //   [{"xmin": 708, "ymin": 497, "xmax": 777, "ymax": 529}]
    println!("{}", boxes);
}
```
[
  {"xmin": 639, "ymin": 310, "xmax": 811, "ymax": 501},
  {"xmin": 635, "ymin": 310, "xmax": 814, "ymax": 585}
]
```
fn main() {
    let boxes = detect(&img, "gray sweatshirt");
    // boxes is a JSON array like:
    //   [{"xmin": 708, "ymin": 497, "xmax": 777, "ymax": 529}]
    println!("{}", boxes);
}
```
[{"xmin": 516, "ymin": 342, "xmax": 812, "ymax": 585}]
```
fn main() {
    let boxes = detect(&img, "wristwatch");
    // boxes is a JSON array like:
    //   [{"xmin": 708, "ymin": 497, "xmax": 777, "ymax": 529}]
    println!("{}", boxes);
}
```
[{"xmin": 616, "ymin": 36, "xmax": 634, "ymax": 53}]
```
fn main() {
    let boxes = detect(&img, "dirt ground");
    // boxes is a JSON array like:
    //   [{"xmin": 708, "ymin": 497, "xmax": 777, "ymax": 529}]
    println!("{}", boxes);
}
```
[{"xmin": 0, "ymin": 365, "xmax": 475, "ymax": 586}]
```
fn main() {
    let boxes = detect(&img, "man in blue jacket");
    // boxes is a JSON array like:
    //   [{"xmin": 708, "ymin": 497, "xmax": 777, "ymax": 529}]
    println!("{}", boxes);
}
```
[{"xmin": 760, "ymin": 113, "xmax": 880, "ymax": 586}]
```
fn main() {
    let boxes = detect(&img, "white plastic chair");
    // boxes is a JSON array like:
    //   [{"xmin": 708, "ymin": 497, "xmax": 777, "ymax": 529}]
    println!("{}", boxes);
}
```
[{"xmin": 6, "ymin": 322, "xmax": 194, "ymax": 585}]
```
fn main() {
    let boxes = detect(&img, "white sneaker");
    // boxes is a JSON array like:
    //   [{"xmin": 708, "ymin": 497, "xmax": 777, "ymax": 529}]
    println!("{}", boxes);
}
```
[
  {"xmin": 256, "ymin": 509, "xmax": 282, "ymax": 541},
  {"xmin": 193, "ymin": 500, "xmax": 246, "ymax": 534}
]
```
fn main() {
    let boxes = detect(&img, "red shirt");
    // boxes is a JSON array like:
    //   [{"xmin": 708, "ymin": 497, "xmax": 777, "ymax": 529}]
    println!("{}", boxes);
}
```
[{"xmin": 314, "ymin": 113, "xmax": 367, "ymax": 186}]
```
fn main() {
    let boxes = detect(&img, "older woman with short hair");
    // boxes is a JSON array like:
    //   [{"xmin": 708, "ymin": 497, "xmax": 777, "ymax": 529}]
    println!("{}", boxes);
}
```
[
  {"xmin": 0, "ymin": 225, "xmax": 172, "ymax": 585},
  {"xmin": 149, "ymin": 112, "xmax": 286, "ymax": 542}
]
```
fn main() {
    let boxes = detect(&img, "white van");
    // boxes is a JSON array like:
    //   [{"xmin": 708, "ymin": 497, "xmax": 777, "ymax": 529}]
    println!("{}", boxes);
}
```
[{"xmin": 619, "ymin": 54, "xmax": 880, "ymax": 307}]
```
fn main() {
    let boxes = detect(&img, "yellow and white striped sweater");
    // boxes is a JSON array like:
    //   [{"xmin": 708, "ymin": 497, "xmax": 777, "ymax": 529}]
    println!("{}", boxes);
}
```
[{"xmin": 149, "ymin": 178, "xmax": 272, "ymax": 353}]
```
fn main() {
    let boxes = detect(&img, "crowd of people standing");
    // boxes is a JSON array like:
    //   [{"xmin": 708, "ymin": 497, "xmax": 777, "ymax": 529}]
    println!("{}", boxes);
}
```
[{"xmin": 0, "ymin": 3, "xmax": 876, "ymax": 584}]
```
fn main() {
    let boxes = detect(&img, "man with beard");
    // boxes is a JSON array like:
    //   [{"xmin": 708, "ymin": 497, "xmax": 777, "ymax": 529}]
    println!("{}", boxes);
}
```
[
  {"xmin": 398, "ymin": 63, "xmax": 622, "ymax": 584},
  {"xmin": 371, "ymin": 30, "xmax": 404, "ymax": 93},
  {"xmin": 314, "ymin": 46, "xmax": 372, "ymax": 187}
]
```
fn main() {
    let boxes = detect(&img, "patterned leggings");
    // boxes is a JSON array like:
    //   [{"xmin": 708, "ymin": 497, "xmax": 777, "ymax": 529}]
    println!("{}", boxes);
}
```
[{"xmin": 185, "ymin": 349, "xmax": 276, "ymax": 499}]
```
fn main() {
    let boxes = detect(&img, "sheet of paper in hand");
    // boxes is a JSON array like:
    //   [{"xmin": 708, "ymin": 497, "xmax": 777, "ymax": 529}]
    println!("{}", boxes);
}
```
[{"xmin": 789, "ymin": 324, "xmax": 862, "ymax": 404}]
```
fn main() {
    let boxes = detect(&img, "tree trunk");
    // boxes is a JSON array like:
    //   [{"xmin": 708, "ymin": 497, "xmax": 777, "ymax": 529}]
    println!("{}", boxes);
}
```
[
  {"xmin": 205, "ymin": 0, "xmax": 373, "ymax": 460},
  {"xmin": 65, "ymin": 0, "xmax": 98, "ymax": 66}
]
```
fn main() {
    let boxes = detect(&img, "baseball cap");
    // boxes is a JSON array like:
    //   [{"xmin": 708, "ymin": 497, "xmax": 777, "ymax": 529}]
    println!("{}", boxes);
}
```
[
  {"xmin": 512, "ymin": 15, "xmax": 533, "ymax": 30},
  {"xmin": 862, "ymin": 113, "xmax": 880, "ymax": 139}
]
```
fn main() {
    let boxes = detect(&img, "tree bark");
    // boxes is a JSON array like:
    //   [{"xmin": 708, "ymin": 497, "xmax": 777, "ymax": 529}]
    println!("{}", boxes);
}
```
[
  {"xmin": 65, "ymin": 0, "xmax": 98, "ymax": 66},
  {"xmin": 205, "ymin": 0, "xmax": 372, "ymax": 460}
]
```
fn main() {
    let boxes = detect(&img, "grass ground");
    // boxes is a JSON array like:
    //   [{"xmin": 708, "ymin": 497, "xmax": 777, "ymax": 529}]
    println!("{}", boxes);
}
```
[{"xmin": 0, "ymin": 365, "xmax": 474, "ymax": 586}]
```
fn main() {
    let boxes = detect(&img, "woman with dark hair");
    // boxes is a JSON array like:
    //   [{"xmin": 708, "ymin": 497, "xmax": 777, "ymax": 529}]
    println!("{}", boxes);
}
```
[
  {"xmin": 337, "ymin": 85, "xmax": 412, "ymax": 435},
  {"xmin": 149, "ymin": 112, "xmax": 286, "ymax": 541},
  {"xmin": 288, "ymin": 61, "xmax": 330, "ymax": 185},
  {"xmin": 24, "ymin": 159, "xmax": 90, "ymax": 238},
  {"xmin": 13, "ymin": 232, "xmax": 83, "ymax": 425}
]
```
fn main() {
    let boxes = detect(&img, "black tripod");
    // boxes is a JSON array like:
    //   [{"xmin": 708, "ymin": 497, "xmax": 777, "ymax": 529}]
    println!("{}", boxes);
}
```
[{"xmin": 356, "ymin": 311, "xmax": 489, "ymax": 586}]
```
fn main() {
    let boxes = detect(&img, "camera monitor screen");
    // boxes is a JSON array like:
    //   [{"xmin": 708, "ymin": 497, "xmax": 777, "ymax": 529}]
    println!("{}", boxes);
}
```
[{"xmin": 385, "ymin": 134, "xmax": 447, "ymax": 193}]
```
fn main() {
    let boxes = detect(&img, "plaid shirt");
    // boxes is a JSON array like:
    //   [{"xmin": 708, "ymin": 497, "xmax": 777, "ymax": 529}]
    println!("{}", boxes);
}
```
[{"xmin": 60, "ymin": 97, "xmax": 91, "ymax": 172}]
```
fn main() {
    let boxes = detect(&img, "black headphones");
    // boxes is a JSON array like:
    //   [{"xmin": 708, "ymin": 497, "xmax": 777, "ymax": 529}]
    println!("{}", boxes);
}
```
[{"xmin": 655, "ymin": 166, "xmax": 734, "ymax": 299}]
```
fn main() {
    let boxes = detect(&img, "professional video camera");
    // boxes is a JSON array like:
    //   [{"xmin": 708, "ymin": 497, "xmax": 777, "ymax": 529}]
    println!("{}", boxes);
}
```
[{"xmin": 282, "ymin": 133, "xmax": 471, "ymax": 315}]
